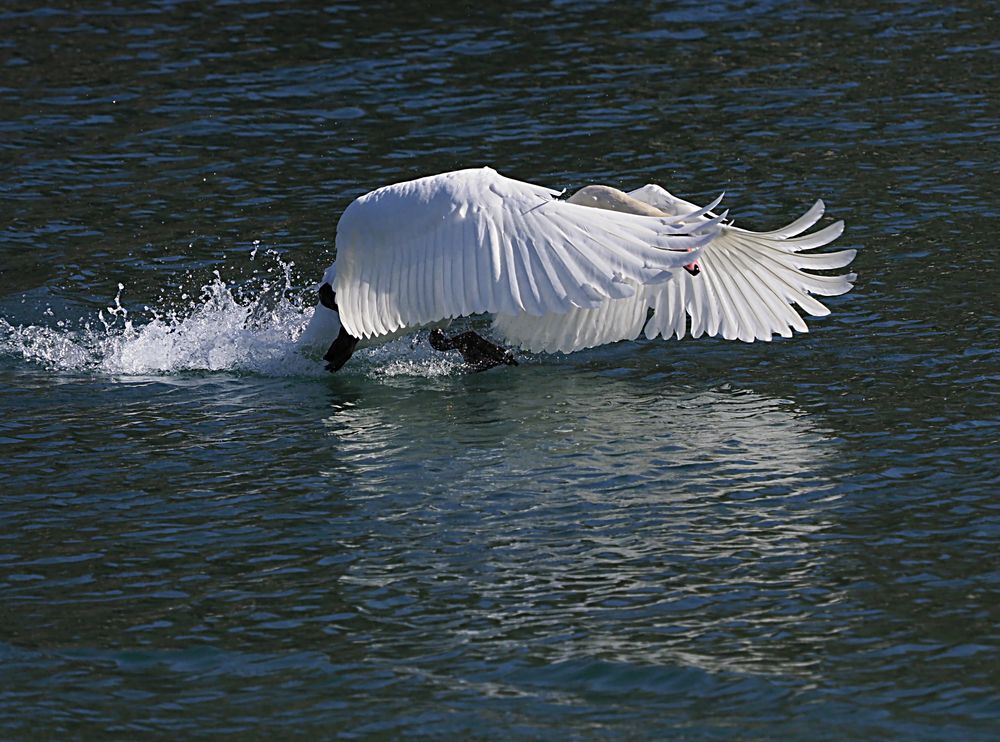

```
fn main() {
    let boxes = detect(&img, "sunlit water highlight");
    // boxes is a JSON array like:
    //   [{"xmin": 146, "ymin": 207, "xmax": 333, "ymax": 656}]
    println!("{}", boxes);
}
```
[{"xmin": 1, "ymin": 0, "xmax": 997, "ymax": 738}]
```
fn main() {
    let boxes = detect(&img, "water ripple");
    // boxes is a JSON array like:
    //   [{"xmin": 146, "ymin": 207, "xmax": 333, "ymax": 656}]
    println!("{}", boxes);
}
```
[{"xmin": 1, "ymin": 0, "xmax": 998, "ymax": 738}]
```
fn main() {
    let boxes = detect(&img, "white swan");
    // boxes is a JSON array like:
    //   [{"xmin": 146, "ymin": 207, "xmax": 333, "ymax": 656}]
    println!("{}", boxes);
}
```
[{"xmin": 301, "ymin": 167, "xmax": 855, "ymax": 371}]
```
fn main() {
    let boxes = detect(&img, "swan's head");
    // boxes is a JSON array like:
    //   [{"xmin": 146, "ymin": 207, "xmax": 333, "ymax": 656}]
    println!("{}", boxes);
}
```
[
  {"xmin": 299, "ymin": 280, "xmax": 343, "ymax": 350},
  {"xmin": 299, "ymin": 264, "xmax": 360, "ymax": 372}
]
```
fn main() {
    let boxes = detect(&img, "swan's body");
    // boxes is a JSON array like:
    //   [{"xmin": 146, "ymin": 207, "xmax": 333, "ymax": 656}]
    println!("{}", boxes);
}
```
[{"xmin": 302, "ymin": 167, "xmax": 855, "ymax": 370}]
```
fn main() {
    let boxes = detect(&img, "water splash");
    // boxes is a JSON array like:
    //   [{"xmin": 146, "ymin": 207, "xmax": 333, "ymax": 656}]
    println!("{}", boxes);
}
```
[
  {"xmin": 363, "ymin": 337, "xmax": 463, "ymax": 378},
  {"xmin": 0, "ymin": 251, "xmax": 463, "ymax": 379}
]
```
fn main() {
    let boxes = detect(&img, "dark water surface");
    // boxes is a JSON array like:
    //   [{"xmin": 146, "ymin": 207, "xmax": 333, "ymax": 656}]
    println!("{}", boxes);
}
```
[{"xmin": 1, "ymin": 1, "xmax": 998, "ymax": 738}]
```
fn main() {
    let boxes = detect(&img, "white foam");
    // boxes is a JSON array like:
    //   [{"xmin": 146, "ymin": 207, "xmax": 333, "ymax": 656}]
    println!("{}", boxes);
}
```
[
  {"xmin": 361, "ymin": 337, "xmax": 463, "ymax": 378},
  {"xmin": 0, "ymin": 252, "xmax": 464, "ymax": 380}
]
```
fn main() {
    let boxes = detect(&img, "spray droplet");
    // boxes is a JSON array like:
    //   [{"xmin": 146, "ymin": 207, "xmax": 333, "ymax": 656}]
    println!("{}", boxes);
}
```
[{"xmin": 0, "ymin": 251, "xmax": 454, "ymax": 379}]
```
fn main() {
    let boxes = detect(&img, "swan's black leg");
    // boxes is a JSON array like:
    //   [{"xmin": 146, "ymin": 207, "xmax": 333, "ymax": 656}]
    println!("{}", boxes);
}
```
[{"xmin": 429, "ymin": 329, "xmax": 518, "ymax": 372}]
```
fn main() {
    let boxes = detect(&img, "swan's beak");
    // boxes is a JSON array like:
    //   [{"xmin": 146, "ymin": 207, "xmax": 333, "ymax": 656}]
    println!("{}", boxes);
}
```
[
  {"xmin": 298, "ymin": 282, "xmax": 343, "ymax": 350},
  {"xmin": 681, "ymin": 246, "xmax": 700, "ymax": 276},
  {"xmin": 310, "ymin": 283, "xmax": 359, "ymax": 372},
  {"xmin": 318, "ymin": 282, "xmax": 338, "ymax": 312}
]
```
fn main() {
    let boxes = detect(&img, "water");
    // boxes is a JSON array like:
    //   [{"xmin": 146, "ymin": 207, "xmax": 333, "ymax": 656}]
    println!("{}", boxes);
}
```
[{"xmin": 1, "ymin": 0, "xmax": 998, "ymax": 737}]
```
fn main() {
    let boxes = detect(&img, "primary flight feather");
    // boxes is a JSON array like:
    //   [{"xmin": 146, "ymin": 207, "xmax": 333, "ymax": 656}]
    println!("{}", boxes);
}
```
[{"xmin": 300, "ymin": 167, "xmax": 855, "ymax": 371}]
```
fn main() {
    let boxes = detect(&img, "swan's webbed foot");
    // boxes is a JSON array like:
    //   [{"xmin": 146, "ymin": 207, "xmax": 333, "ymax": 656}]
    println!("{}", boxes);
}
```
[{"xmin": 429, "ymin": 329, "xmax": 518, "ymax": 372}]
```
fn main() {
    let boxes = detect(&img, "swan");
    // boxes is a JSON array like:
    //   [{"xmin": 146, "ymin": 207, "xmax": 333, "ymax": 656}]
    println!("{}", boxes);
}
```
[{"xmin": 300, "ymin": 167, "xmax": 855, "ymax": 372}]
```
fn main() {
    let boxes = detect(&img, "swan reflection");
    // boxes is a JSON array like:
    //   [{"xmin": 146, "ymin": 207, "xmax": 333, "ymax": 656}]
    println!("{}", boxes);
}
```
[{"xmin": 319, "ymin": 366, "xmax": 843, "ymax": 679}]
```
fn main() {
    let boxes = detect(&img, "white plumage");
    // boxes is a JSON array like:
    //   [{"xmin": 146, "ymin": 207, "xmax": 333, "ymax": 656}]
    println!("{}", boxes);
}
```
[{"xmin": 305, "ymin": 166, "xmax": 855, "ymax": 365}]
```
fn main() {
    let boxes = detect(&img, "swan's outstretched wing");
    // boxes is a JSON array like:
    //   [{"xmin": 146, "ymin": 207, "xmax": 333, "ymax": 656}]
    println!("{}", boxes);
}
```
[
  {"xmin": 494, "ymin": 186, "xmax": 855, "ymax": 352},
  {"xmin": 332, "ymin": 168, "xmax": 720, "ymax": 339},
  {"xmin": 493, "ymin": 280, "xmax": 650, "ymax": 354},
  {"xmin": 628, "ymin": 185, "xmax": 855, "ymax": 342}
]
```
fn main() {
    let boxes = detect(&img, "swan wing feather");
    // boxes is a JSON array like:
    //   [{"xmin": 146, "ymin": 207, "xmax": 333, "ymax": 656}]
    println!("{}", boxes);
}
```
[
  {"xmin": 625, "ymin": 186, "xmax": 855, "ymax": 342},
  {"xmin": 333, "ymin": 168, "xmax": 718, "ymax": 339}
]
